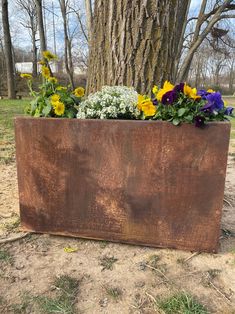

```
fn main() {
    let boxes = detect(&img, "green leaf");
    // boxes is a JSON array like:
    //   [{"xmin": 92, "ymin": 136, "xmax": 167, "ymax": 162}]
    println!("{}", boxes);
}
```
[
  {"xmin": 178, "ymin": 108, "xmax": 186, "ymax": 117},
  {"xmin": 42, "ymin": 103, "xmax": 52, "ymax": 116},
  {"xmin": 172, "ymin": 118, "xmax": 180, "ymax": 126}
]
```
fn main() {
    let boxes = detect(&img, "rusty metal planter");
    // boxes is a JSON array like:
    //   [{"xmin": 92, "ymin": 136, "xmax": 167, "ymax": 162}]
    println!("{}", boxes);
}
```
[{"xmin": 14, "ymin": 117, "xmax": 231, "ymax": 253}]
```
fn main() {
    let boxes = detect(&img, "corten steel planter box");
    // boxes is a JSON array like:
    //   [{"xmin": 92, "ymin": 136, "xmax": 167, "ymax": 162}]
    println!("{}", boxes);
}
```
[{"xmin": 15, "ymin": 117, "xmax": 231, "ymax": 253}]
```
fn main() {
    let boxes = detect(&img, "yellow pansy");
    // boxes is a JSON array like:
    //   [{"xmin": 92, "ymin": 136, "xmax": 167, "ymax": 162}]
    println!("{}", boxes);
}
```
[
  {"xmin": 152, "ymin": 85, "xmax": 158, "ymax": 95},
  {"xmin": 54, "ymin": 101, "xmax": 65, "ymax": 116},
  {"xmin": 41, "ymin": 66, "xmax": 50, "ymax": 79},
  {"xmin": 137, "ymin": 95, "xmax": 156, "ymax": 117},
  {"xmin": 207, "ymin": 89, "xmax": 215, "ymax": 93},
  {"xmin": 48, "ymin": 77, "xmax": 58, "ymax": 84},
  {"xmin": 183, "ymin": 84, "xmax": 201, "ymax": 100},
  {"xmin": 156, "ymin": 80, "xmax": 174, "ymax": 102},
  {"xmin": 42, "ymin": 50, "xmax": 57, "ymax": 61},
  {"xmin": 20, "ymin": 73, "xmax": 32, "ymax": 79},
  {"xmin": 50, "ymin": 94, "xmax": 60, "ymax": 106},
  {"xmin": 74, "ymin": 87, "xmax": 85, "ymax": 97}
]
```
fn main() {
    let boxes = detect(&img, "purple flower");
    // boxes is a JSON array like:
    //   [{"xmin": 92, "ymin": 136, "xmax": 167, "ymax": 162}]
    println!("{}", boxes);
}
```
[
  {"xmin": 152, "ymin": 98, "xmax": 158, "ymax": 106},
  {"xmin": 162, "ymin": 90, "xmax": 177, "ymax": 105},
  {"xmin": 224, "ymin": 106, "xmax": 234, "ymax": 116},
  {"xmin": 173, "ymin": 83, "xmax": 184, "ymax": 93},
  {"xmin": 201, "ymin": 92, "xmax": 224, "ymax": 113},
  {"xmin": 195, "ymin": 115, "xmax": 205, "ymax": 127},
  {"xmin": 198, "ymin": 89, "xmax": 208, "ymax": 99}
]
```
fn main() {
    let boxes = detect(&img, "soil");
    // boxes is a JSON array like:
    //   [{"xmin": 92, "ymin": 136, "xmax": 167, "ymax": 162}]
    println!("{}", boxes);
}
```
[{"xmin": 0, "ymin": 155, "xmax": 235, "ymax": 314}]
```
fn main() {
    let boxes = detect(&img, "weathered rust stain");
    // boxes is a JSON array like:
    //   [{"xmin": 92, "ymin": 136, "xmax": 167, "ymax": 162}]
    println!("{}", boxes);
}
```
[{"xmin": 15, "ymin": 117, "xmax": 231, "ymax": 253}]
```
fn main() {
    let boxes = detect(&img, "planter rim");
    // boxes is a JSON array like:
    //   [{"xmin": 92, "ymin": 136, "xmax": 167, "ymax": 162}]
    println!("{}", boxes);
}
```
[{"xmin": 14, "ymin": 116, "xmax": 231, "ymax": 126}]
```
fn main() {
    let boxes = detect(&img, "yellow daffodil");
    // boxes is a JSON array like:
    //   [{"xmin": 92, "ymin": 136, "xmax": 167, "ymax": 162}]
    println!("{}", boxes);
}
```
[
  {"xmin": 137, "ymin": 95, "xmax": 156, "ymax": 117},
  {"xmin": 53, "ymin": 101, "xmax": 65, "ymax": 116},
  {"xmin": 152, "ymin": 85, "xmax": 158, "ymax": 95},
  {"xmin": 156, "ymin": 80, "xmax": 174, "ymax": 102},
  {"xmin": 207, "ymin": 88, "xmax": 215, "ymax": 93},
  {"xmin": 183, "ymin": 84, "xmax": 201, "ymax": 100},
  {"xmin": 42, "ymin": 50, "xmax": 57, "ymax": 61},
  {"xmin": 48, "ymin": 77, "xmax": 58, "ymax": 84},
  {"xmin": 20, "ymin": 73, "xmax": 32, "ymax": 79},
  {"xmin": 74, "ymin": 87, "xmax": 85, "ymax": 97},
  {"xmin": 56, "ymin": 86, "xmax": 67, "ymax": 91},
  {"xmin": 41, "ymin": 66, "xmax": 50, "ymax": 79},
  {"xmin": 50, "ymin": 94, "xmax": 60, "ymax": 105}
]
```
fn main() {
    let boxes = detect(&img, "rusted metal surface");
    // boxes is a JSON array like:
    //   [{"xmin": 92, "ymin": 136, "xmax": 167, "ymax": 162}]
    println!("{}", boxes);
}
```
[{"xmin": 14, "ymin": 117, "xmax": 231, "ymax": 252}]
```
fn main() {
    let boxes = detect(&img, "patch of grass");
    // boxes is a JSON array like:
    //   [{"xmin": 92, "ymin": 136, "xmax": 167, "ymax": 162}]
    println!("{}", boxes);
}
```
[
  {"xmin": 11, "ymin": 292, "xmax": 33, "ymax": 314},
  {"xmin": 104, "ymin": 286, "xmax": 122, "ymax": 300},
  {"xmin": 4, "ymin": 214, "xmax": 20, "ymax": 233},
  {"xmin": 100, "ymin": 255, "xmax": 118, "ymax": 271},
  {"xmin": 0, "ymin": 99, "xmax": 28, "ymax": 164},
  {"xmin": 36, "ymin": 275, "xmax": 79, "ymax": 314},
  {"xmin": 99, "ymin": 240, "xmax": 108, "ymax": 249},
  {"xmin": 0, "ymin": 249, "xmax": 13, "ymax": 264},
  {"xmin": 148, "ymin": 254, "xmax": 161, "ymax": 268},
  {"xmin": 157, "ymin": 292, "xmax": 208, "ymax": 314}
]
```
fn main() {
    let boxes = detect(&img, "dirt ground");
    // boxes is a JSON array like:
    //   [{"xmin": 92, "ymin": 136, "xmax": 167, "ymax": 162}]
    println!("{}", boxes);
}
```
[{"xmin": 0, "ymin": 154, "xmax": 235, "ymax": 313}]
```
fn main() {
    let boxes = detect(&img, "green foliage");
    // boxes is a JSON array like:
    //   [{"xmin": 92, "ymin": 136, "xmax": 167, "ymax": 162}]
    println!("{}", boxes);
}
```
[
  {"xmin": 0, "ymin": 249, "xmax": 13, "ymax": 264},
  {"xmin": 157, "ymin": 292, "xmax": 208, "ymax": 314},
  {"xmin": 100, "ymin": 255, "xmax": 118, "ymax": 271},
  {"xmin": 36, "ymin": 275, "xmax": 79, "ymax": 314}
]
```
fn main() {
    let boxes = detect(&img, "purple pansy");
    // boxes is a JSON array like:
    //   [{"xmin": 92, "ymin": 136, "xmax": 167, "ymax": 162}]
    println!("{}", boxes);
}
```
[
  {"xmin": 152, "ymin": 98, "xmax": 158, "ymax": 106},
  {"xmin": 201, "ymin": 92, "xmax": 224, "ymax": 113},
  {"xmin": 224, "ymin": 106, "xmax": 234, "ymax": 116},
  {"xmin": 197, "ymin": 89, "xmax": 208, "ymax": 99},
  {"xmin": 173, "ymin": 83, "xmax": 185, "ymax": 93},
  {"xmin": 162, "ymin": 90, "xmax": 177, "ymax": 105},
  {"xmin": 194, "ymin": 115, "xmax": 205, "ymax": 128}
]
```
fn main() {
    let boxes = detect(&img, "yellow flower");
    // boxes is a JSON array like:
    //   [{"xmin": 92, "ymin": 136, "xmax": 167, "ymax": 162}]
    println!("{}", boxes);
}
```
[
  {"xmin": 41, "ymin": 66, "xmax": 50, "ymax": 79},
  {"xmin": 156, "ymin": 80, "xmax": 174, "ymax": 102},
  {"xmin": 50, "ymin": 94, "xmax": 60, "ymax": 105},
  {"xmin": 20, "ymin": 73, "xmax": 32, "ymax": 79},
  {"xmin": 152, "ymin": 85, "xmax": 158, "ymax": 95},
  {"xmin": 48, "ymin": 77, "xmax": 58, "ymax": 84},
  {"xmin": 74, "ymin": 87, "xmax": 85, "ymax": 97},
  {"xmin": 207, "ymin": 88, "xmax": 215, "ymax": 93},
  {"xmin": 54, "ymin": 101, "xmax": 65, "ymax": 116},
  {"xmin": 42, "ymin": 50, "xmax": 57, "ymax": 61},
  {"xmin": 183, "ymin": 84, "xmax": 201, "ymax": 100},
  {"xmin": 137, "ymin": 95, "xmax": 156, "ymax": 117},
  {"xmin": 56, "ymin": 86, "xmax": 67, "ymax": 91}
]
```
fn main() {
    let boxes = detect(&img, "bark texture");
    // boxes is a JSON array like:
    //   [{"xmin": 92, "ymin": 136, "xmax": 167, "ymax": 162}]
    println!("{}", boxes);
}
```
[
  {"xmin": 2, "ymin": 0, "xmax": 16, "ymax": 98},
  {"xmin": 87, "ymin": 0, "xmax": 189, "ymax": 94}
]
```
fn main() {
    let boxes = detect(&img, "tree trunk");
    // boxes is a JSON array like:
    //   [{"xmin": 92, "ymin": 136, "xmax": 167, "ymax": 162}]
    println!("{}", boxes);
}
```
[
  {"xmin": 86, "ymin": 0, "xmax": 190, "ymax": 94},
  {"xmin": 32, "ymin": 31, "xmax": 38, "ymax": 77},
  {"xmin": 35, "ymin": 0, "xmax": 46, "ymax": 54},
  {"xmin": 2, "ymin": 0, "xmax": 16, "ymax": 99},
  {"xmin": 229, "ymin": 60, "xmax": 234, "ymax": 93},
  {"xmin": 85, "ymin": 0, "xmax": 92, "ymax": 45},
  {"xmin": 59, "ymin": 0, "xmax": 75, "ymax": 89}
]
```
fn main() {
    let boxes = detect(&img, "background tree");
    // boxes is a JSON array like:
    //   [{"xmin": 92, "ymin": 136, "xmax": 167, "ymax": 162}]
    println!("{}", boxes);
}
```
[
  {"xmin": 59, "ymin": 0, "xmax": 75, "ymax": 89},
  {"xmin": 16, "ymin": 0, "xmax": 38, "ymax": 77},
  {"xmin": 35, "ymin": 0, "xmax": 46, "ymax": 55},
  {"xmin": 1, "ymin": 0, "xmax": 16, "ymax": 98}
]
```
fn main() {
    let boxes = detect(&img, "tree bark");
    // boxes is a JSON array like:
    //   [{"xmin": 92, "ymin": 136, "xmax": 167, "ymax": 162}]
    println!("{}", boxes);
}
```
[
  {"xmin": 85, "ymin": 0, "xmax": 92, "ymax": 45},
  {"xmin": 35, "ymin": 0, "xmax": 46, "ymax": 54},
  {"xmin": 87, "ymin": 0, "xmax": 190, "ymax": 94},
  {"xmin": 1, "ymin": 0, "xmax": 16, "ymax": 98}
]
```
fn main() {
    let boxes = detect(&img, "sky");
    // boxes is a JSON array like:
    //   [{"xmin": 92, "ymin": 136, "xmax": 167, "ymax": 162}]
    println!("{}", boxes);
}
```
[{"xmin": 4, "ymin": 0, "xmax": 235, "ymax": 59}]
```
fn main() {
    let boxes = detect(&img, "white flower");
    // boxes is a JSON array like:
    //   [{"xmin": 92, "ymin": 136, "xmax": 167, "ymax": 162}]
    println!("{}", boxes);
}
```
[{"xmin": 77, "ymin": 86, "xmax": 140, "ymax": 120}]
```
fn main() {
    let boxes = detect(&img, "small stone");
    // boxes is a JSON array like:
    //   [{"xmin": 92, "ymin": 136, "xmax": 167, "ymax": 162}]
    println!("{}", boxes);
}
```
[{"xmin": 99, "ymin": 297, "xmax": 108, "ymax": 307}]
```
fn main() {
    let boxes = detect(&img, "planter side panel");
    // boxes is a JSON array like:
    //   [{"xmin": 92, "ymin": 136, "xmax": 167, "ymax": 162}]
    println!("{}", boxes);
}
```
[{"xmin": 15, "ymin": 118, "xmax": 230, "ymax": 252}]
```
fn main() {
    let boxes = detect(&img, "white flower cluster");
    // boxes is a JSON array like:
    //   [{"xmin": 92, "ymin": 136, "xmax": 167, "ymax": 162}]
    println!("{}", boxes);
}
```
[{"xmin": 77, "ymin": 85, "xmax": 140, "ymax": 119}]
